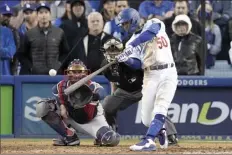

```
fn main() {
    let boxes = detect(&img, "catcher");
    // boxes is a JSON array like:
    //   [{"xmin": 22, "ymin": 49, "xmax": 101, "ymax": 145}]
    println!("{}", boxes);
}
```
[{"xmin": 36, "ymin": 59, "xmax": 120, "ymax": 146}]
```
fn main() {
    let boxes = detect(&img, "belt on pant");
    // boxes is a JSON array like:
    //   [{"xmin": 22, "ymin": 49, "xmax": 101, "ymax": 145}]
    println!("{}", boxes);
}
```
[{"xmin": 145, "ymin": 63, "xmax": 174, "ymax": 71}]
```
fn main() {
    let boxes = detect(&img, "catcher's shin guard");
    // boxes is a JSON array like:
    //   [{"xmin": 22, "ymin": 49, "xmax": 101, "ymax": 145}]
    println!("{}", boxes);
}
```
[
  {"xmin": 96, "ymin": 126, "xmax": 120, "ymax": 147},
  {"xmin": 36, "ymin": 98, "xmax": 67, "ymax": 137},
  {"xmin": 41, "ymin": 111, "xmax": 67, "ymax": 137}
]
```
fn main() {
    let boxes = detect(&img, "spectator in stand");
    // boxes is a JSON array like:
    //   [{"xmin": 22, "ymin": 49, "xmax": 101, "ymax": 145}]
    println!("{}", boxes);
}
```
[
  {"xmin": 138, "ymin": 0, "xmax": 174, "ymax": 21},
  {"xmin": 211, "ymin": 0, "xmax": 232, "ymax": 29},
  {"xmin": 83, "ymin": 1, "xmax": 95, "ymax": 16},
  {"xmin": 170, "ymin": 14, "xmax": 204, "ymax": 75},
  {"xmin": 164, "ymin": 0, "xmax": 202, "ymax": 37},
  {"xmin": 66, "ymin": 12, "xmax": 113, "ymax": 73},
  {"xmin": 208, "ymin": 0, "xmax": 232, "ymax": 66},
  {"xmin": 192, "ymin": 1, "xmax": 232, "ymax": 63},
  {"xmin": 0, "ymin": 4, "xmax": 21, "ymax": 75},
  {"xmin": 52, "ymin": 0, "xmax": 72, "ymax": 27},
  {"xmin": 127, "ymin": 0, "xmax": 140, "ymax": 10},
  {"xmin": 9, "ymin": 0, "xmax": 37, "ymax": 30},
  {"xmin": 103, "ymin": 0, "xmax": 129, "ymax": 41},
  {"xmin": 50, "ymin": 0, "xmax": 67, "ymax": 22},
  {"xmin": 51, "ymin": 0, "xmax": 92, "ymax": 24},
  {"xmin": 197, "ymin": 2, "xmax": 221, "ymax": 69},
  {"xmin": 99, "ymin": 0, "xmax": 116, "ymax": 23},
  {"xmin": 193, "ymin": 0, "xmax": 232, "ymax": 26},
  {"xmin": 17, "ymin": 3, "xmax": 38, "ymax": 74},
  {"xmin": 60, "ymin": 0, "xmax": 88, "ymax": 56},
  {"xmin": 187, "ymin": 0, "xmax": 199, "ymax": 19},
  {"xmin": 18, "ymin": 3, "xmax": 38, "ymax": 36},
  {"xmin": 0, "ymin": 4, "xmax": 14, "ymax": 28},
  {"xmin": 88, "ymin": 0, "xmax": 101, "ymax": 12},
  {"xmin": 0, "ymin": 14, "xmax": 16, "ymax": 75},
  {"xmin": 138, "ymin": 0, "xmax": 152, "ymax": 20},
  {"xmin": 20, "ymin": 2, "xmax": 69, "ymax": 75}
]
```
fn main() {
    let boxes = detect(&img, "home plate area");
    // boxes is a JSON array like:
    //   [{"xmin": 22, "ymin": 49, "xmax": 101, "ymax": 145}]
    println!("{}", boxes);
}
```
[{"xmin": 1, "ymin": 139, "xmax": 232, "ymax": 154}]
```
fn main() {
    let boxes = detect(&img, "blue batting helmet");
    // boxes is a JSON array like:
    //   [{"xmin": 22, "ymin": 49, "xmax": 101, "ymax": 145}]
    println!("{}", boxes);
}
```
[{"xmin": 116, "ymin": 8, "xmax": 141, "ymax": 34}]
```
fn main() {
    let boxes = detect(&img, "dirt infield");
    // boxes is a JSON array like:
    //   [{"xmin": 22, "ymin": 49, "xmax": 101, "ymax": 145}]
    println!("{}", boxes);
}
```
[{"xmin": 1, "ymin": 139, "xmax": 232, "ymax": 154}]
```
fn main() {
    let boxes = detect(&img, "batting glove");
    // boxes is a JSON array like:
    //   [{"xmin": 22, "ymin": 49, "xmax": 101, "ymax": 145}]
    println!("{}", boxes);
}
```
[{"xmin": 116, "ymin": 45, "xmax": 133, "ymax": 62}]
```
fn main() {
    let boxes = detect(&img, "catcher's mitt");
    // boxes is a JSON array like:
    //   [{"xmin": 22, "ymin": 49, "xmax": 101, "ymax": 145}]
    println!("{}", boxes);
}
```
[{"xmin": 69, "ymin": 84, "xmax": 93, "ymax": 109}]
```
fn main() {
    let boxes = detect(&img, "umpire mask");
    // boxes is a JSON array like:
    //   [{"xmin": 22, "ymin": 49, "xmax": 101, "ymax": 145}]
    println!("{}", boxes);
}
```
[{"xmin": 103, "ymin": 38, "xmax": 123, "ymax": 62}]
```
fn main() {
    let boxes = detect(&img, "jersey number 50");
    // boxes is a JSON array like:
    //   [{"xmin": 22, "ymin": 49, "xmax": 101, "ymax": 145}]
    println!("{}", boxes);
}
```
[{"xmin": 157, "ymin": 36, "xmax": 168, "ymax": 49}]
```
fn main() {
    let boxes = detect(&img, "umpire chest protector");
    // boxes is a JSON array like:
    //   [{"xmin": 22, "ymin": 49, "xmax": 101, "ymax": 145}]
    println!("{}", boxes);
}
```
[
  {"xmin": 58, "ymin": 80, "xmax": 98, "ymax": 124},
  {"xmin": 105, "ymin": 62, "xmax": 144, "ymax": 92}
]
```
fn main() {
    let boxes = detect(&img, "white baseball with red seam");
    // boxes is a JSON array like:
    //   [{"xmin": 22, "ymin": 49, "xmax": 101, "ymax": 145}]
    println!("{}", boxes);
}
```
[{"xmin": 49, "ymin": 69, "xmax": 57, "ymax": 76}]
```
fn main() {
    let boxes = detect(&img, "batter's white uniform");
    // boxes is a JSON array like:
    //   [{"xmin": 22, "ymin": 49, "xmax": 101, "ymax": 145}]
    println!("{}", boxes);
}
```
[{"xmin": 126, "ymin": 18, "xmax": 178, "ymax": 127}]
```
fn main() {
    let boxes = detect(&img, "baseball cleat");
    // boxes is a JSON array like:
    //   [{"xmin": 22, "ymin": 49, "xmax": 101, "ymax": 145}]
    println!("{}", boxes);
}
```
[
  {"xmin": 129, "ymin": 138, "xmax": 156, "ymax": 151},
  {"xmin": 157, "ymin": 129, "xmax": 168, "ymax": 149},
  {"xmin": 53, "ymin": 134, "xmax": 80, "ymax": 146},
  {"xmin": 93, "ymin": 139, "xmax": 102, "ymax": 146},
  {"xmin": 168, "ymin": 134, "xmax": 179, "ymax": 146}
]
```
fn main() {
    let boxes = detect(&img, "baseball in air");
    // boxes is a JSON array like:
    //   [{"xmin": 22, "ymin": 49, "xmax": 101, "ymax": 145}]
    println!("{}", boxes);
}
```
[{"xmin": 49, "ymin": 69, "xmax": 57, "ymax": 76}]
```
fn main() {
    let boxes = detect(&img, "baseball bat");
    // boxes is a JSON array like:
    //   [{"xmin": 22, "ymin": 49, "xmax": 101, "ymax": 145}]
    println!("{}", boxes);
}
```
[{"xmin": 64, "ymin": 60, "xmax": 116, "ymax": 95}]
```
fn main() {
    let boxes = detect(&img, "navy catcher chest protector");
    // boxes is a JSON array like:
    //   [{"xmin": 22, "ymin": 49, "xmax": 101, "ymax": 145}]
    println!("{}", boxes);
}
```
[{"xmin": 58, "ymin": 80, "xmax": 98, "ymax": 124}]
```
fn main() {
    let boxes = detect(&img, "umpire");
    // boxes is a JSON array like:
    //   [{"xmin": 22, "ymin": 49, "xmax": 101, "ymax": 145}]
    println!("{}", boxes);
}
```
[{"xmin": 101, "ymin": 38, "xmax": 178, "ymax": 145}]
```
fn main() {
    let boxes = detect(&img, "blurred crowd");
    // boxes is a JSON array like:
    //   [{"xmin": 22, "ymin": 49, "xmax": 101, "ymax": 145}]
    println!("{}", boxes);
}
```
[{"xmin": 0, "ymin": 0, "xmax": 232, "ymax": 76}]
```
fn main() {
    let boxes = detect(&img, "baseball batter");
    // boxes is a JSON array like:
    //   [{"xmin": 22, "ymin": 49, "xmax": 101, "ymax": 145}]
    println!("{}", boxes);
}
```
[
  {"xmin": 115, "ymin": 8, "xmax": 178, "ymax": 151},
  {"xmin": 101, "ymin": 38, "xmax": 178, "ymax": 145},
  {"xmin": 36, "ymin": 59, "xmax": 120, "ymax": 147}
]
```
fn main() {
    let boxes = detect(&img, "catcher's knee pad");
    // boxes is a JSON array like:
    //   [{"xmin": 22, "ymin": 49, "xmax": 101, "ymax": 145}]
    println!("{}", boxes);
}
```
[
  {"xmin": 36, "ymin": 98, "xmax": 56, "ymax": 118},
  {"xmin": 96, "ymin": 126, "xmax": 120, "ymax": 147}
]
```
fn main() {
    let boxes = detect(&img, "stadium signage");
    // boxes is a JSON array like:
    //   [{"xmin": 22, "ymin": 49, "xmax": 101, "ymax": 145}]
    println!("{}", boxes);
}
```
[
  {"xmin": 135, "ymin": 101, "xmax": 232, "ymax": 125},
  {"xmin": 178, "ymin": 79, "xmax": 208, "ymax": 86}
]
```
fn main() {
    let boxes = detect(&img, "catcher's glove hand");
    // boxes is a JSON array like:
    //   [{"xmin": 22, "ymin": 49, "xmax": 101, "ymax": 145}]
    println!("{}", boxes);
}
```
[{"xmin": 69, "ymin": 84, "xmax": 93, "ymax": 109}]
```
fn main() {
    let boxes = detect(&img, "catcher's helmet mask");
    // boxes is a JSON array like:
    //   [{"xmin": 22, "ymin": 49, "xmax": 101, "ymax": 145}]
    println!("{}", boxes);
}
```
[{"xmin": 65, "ymin": 59, "xmax": 89, "ymax": 82}]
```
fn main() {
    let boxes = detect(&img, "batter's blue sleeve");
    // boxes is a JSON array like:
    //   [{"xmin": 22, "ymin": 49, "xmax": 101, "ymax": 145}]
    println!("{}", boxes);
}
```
[
  {"xmin": 124, "ymin": 58, "xmax": 142, "ymax": 69},
  {"xmin": 129, "ymin": 23, "xmax": 161, "ymax": 47}
]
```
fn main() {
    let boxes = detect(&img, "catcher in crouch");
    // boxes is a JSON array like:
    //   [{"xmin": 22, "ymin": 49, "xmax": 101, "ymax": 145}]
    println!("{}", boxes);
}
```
[{"xmin": 36, "ymin": 59, "xmax": 120, "ymax": 146}]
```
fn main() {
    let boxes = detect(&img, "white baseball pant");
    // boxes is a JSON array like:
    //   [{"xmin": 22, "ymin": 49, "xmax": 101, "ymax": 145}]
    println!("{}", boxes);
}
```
[{"xmin": 141, "ymin": 67, "xmax": 178, "ymax": 127}]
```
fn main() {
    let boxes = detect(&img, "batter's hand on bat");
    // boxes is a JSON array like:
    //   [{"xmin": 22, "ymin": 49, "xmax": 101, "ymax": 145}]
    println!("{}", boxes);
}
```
[
  {"xmin": 60, "ymin": 104, "xmax": 68, "ymax": 119},
  {"xmin": 116, "ymin": 45, "xmax": 133, "ymax": 62}
]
